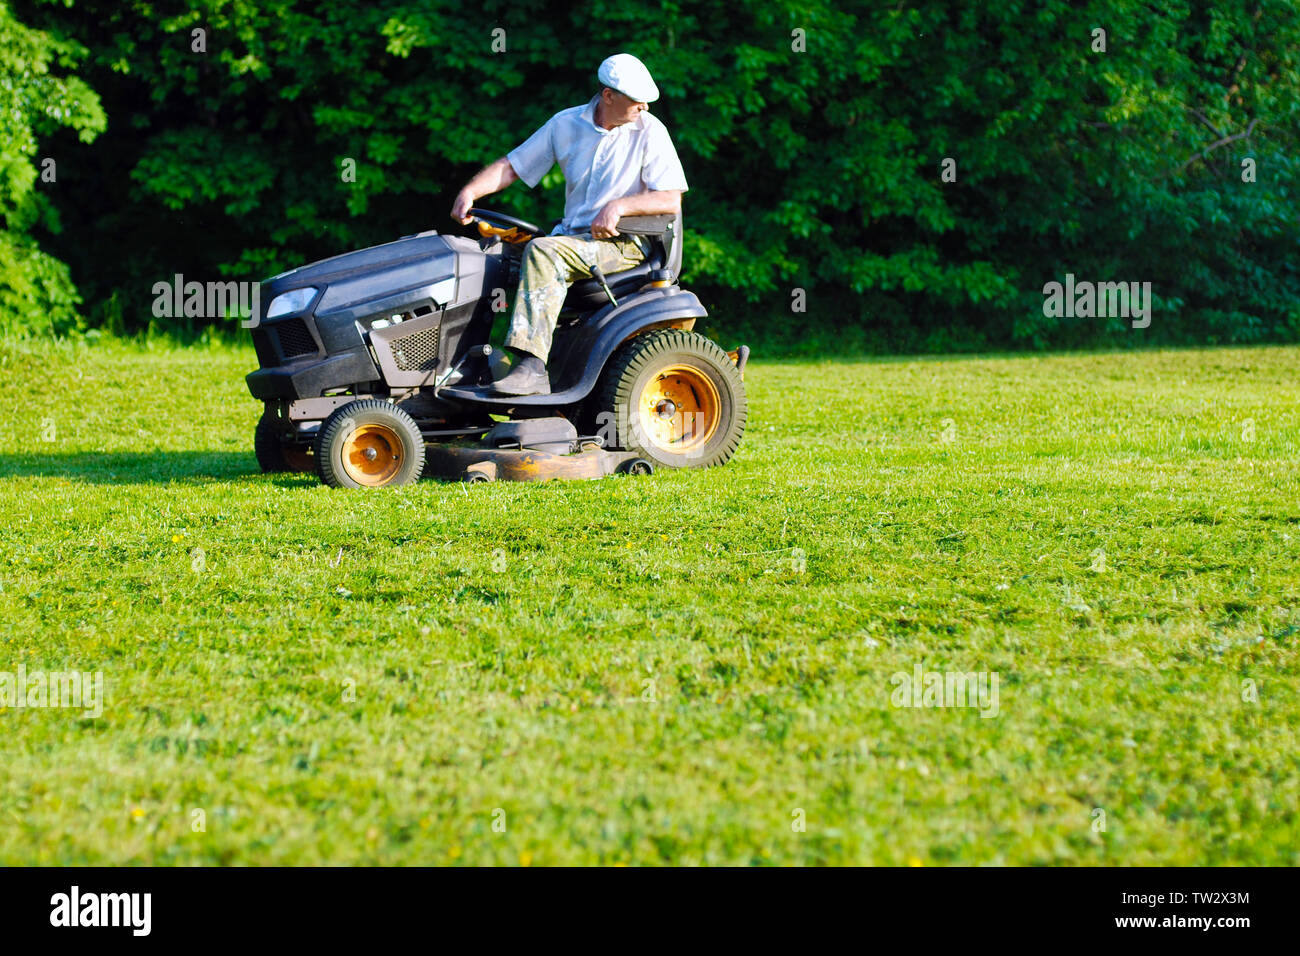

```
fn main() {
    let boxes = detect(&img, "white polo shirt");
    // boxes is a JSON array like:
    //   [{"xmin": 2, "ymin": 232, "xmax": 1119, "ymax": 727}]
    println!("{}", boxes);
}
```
[{"xmin": 507, "ymin": 95, "xmax": 689, "ymax": 236}]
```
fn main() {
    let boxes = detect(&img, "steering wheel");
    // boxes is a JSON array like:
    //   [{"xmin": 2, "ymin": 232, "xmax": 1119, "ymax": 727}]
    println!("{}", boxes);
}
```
[{"xmin": 468, "ymin": 208, "xmax": 543, "ymax": 236}]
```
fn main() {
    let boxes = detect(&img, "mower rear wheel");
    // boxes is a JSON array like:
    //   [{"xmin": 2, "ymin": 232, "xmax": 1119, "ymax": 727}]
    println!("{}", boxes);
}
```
[
  {"xmin": 590, "ymin": 329, "xmax": 747, "ymax": 469},
  {"xmin": 255, "ymin": 408, "xmax": 314, "ymax": 474},
  {"xmin": 315, "ymin": 400, "xmax": 425, "ymax": 489}
]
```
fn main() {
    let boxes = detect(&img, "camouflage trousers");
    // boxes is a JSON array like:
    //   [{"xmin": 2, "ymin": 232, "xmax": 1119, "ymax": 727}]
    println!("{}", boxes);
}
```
[{"xmin": 505, "ymin": 232, "xmax": 647, "ymax": 361}]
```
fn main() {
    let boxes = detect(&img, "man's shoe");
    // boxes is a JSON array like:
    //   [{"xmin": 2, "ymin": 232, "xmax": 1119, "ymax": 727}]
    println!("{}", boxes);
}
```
[{"xmin": 490, "ymin": 355, "xmax": 551, "ymax": 396}]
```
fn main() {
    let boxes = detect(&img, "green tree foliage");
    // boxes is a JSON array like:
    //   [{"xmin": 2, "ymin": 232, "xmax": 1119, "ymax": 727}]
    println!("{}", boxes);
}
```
[
  {"xmin": 10, "ymin": 0, "xmax": 1300, "ymax": 350},
  {"xmin": 0, "ymin": 0, "xmax": 104, "ymax": 335}
]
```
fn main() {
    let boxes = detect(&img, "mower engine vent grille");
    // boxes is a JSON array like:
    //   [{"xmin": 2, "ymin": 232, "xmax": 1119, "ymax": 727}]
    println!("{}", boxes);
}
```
[
  {"xmin": 274, "ymin": 318, "xmax": 317, "ymax": 359},
  {"xmin": 390, "ymin": 325, "xmax": 440, "ymax": 372}
]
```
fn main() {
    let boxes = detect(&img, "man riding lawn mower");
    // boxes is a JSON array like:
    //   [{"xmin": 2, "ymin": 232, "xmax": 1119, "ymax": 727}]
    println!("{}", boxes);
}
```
[{"xmin": 246, "ymin": 53, "xmax": 749, "ymax": 488}]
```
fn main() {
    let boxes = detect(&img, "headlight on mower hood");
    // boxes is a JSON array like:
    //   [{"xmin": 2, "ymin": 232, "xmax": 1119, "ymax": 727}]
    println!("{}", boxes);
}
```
[{"xmin": 265, "ymin": 287, "xmax": 317, "ymax": 319}]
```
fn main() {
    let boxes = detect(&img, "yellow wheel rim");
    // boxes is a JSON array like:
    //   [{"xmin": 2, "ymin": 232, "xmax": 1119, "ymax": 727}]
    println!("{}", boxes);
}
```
[
  {"xmin": 639, "ymin": 364, "xmax": 720, "ymax": 455},
  {"xmin": 341, "ymin": 424, "xmax": 403, "ymax": 486}
]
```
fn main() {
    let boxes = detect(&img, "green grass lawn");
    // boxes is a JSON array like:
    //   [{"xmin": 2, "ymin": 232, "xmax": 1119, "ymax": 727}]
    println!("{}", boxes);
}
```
[{"xmin": 1, "ymin": 336, "xmax": 1297, "ymax": 865}]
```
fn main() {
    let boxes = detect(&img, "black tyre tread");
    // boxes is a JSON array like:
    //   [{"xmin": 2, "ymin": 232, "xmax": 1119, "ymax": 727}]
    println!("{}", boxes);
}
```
[
  {"xmin": 254, "ymin": 410, "xmax": 288, "ymax": 473},
  {"xmin": 314, "ymin": 399, "xmax": 426, "ymax": 489},
  {"xmin": 592, "ymin": 329, "xmax": 747, "ymax": 469}
]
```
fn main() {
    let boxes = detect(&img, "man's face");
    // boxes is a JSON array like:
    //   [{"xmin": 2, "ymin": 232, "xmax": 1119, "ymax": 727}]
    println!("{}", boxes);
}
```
[{"xmin": 601, "ymin": 88, "xmax": 648, "ymax": 127}]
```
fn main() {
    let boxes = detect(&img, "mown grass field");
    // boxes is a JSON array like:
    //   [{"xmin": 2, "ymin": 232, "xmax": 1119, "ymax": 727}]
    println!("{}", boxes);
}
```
[{"xmin": 0, "ymin": 337, "xmax": 1297, "ymax": 865}]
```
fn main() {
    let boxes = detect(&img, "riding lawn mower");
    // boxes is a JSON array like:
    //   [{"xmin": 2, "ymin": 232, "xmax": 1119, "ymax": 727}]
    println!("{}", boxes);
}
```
[{"xmin": 246, "ymin": 209, "xmax": 749, "ymax": 487}]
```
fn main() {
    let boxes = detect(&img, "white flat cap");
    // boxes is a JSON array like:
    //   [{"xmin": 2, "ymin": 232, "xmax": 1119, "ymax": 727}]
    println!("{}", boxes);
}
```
[{"xmin": 597, "ymin": 53, "xmax": 660, "ymax": 103}]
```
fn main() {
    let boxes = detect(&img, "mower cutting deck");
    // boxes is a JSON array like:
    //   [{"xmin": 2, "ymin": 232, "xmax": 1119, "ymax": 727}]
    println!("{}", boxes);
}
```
[
  {"xmin": 424, "ymin": 444, "xmax": 651, "ymax": 483},
  {"xmin": 423, "ymin": 417, "xmax": 652, "ymax": 484}
]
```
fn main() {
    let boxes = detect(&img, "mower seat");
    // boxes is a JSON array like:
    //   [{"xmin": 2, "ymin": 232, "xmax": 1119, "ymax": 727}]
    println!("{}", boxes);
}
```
[{"xmin": 561, "ymin": 212, "xmax": 682, "ymax": 314}]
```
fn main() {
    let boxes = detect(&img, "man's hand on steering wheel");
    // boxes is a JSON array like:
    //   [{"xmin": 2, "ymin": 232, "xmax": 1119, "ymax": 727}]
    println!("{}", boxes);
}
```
[
  {"xmin": 590, "ymin": 199, "xmax": 624, "ymax": 239},
  {"xmin": 450, "ymin": 190, "xmax": 475, "ymax": 225}
]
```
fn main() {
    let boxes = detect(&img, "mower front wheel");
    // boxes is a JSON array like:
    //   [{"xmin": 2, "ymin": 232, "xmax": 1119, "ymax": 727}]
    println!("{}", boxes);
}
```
[{"xmin": 315, "ymin": 400, "xmax": 425, "ymax": 489}]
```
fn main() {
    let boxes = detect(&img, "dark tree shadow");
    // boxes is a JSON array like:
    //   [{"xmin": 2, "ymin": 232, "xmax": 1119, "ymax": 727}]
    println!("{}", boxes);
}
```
[{"xmin": 0, "ymin": 451, "xmax": 316, "ymax": 486}]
